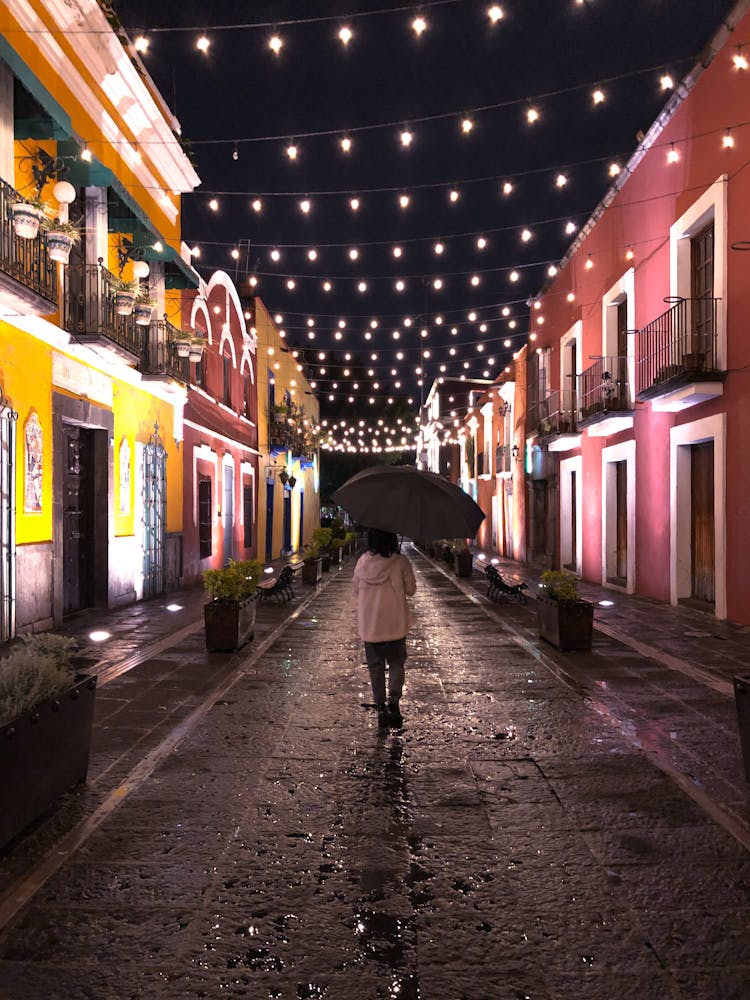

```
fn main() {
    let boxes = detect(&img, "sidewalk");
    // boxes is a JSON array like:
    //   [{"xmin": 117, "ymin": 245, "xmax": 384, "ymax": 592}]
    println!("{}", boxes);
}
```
[{"xmin": 0, "ymin": 549, "xmax": 748, "ymax": 998}]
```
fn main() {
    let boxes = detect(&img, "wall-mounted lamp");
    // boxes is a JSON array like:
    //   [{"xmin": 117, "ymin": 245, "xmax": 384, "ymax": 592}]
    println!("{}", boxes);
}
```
[
  {"xmin": 265, "ymin": 466, "xmax": 276, "ymax": 485},
  {"xmin": 279, "ymin": 470, "xmax": 289, "ymax": 485},
  {"xmin": 511, "ymin": 444, "xmax": 520, "ymax": 461},
  {"xmin": 499, "ymin": 400, "xmax": 511, "ymax": 417},
  {"xmin": 287, "ymin": 475, "xmax": 297, "ymax": 488}
]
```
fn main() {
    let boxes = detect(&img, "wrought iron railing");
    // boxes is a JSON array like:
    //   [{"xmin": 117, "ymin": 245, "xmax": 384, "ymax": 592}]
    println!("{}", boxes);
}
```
[
  {"xmin": 140, "ymin": 319, "xmax": 189, "ymax": 383},
  {"xmin": 62, "ymin": 259, "xmax": 143, "ymax": 358},
  {"xmin": 528, "ymin": 388, "xmax": 578, "ymax": 437},
  {"xmin": 578, "ymin": 355, "xmax": 631, "ymax": 423},
  {"xmin": 636, "ymin": 297, "xmax": 720, "ymax": 398},
  {"xmin": 0, "ymin": 178, "xmax": 57, "ymax": 307}
]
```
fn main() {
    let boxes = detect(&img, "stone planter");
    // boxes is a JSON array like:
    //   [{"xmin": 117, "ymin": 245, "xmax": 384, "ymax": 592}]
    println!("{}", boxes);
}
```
[
  {"xmin": 10, "ymin": 202, "xmax": 43, "ymax": 240},
  {"xmin": 454, "ymin": 550, "xmax": 473, "ymax": 578},
  {"xmin": 174, "ymin": 341, "xmax": 191, "ymax": 358},
  {"xmin": 188, "ymin": 346, "xmax": 204, "ymax": 363},
  {"xmin": 46, "ymin": 230, "xmax": 75, "ymax": 263},
  {"xmin": 537, "ymin": 596, "xmax": 594, "ymax": 651},
  {"xmin": 133, "ymin": 303, "xmax": 154, "ymax": 326},
  {"xmin": 204, "ymin": 597, "xmax": 256, "ymax": 652},
  {"xmin": 0, "ymin": 673, "xmax": 98, "ymax": 849},
  {"xmin": 113, "ymin": 290, "xmax": 136, "ymax": 316},
  {"xmin": 301, "ymin": 557, "xmax": 323, "ymax": 585}
]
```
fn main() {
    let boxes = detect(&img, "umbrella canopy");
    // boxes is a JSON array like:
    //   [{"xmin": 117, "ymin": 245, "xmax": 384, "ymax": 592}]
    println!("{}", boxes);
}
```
[{"xmin": 332, "ymin": 465, "xmax": 485, "ymax": 541}]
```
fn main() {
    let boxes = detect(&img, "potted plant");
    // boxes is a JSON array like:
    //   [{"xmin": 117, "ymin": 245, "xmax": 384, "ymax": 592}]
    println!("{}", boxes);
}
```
[
  {"xmin": 133, "ymin": 291, "xmax": 157, "ymax": 327},
  {"xmin": 301, "ymin": 541, "xmax": 323, "ymax": 585},
  {"xmin": 344, "ymin": 530, "xmax": 357, "ymax": 556},
  {"xmin": 0, "ymin": 633, "xmax": 97, "ymax": 849},
  {"xmin": 188, "ymin": 335, "xmax": 207, "ymax": 363},
  {"xmin": 450, "ymin": 538, "xmax": 473, "ymax": 578},
  {"xmin": 202, "ymin": 558, "xmax": 262, "ymax": 652},
  {"xmin": 170, "ymin": 331, "xmax": 192, "ymax": 358},
  {"xmin": 312, "ymin": 527, "xmax": 333, "ymax": 572},
  {"xmin": 9, "ymin": 194, "xmax": 49, "ymax": 240},
  {"xmin": 329, "ymin": 535, "xmax": 345, "ymax": 565},
  {"xmin": 43, "ymin": 217, "xmax": 81, "ymax": 263},
  {"xmin": 110, "ymin": 275, "xmax": 140, "ymax": 316},
  {"xmin": 537, "ymin": 570, "xmax": 594, "ymax": 651}
]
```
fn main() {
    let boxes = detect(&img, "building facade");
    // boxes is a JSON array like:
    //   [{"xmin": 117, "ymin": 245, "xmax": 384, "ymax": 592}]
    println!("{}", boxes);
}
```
[
  {"xmin": 253, "ymin": 298, "xmax": 320, "ymax": 562},
  {"xmin": 0, "ymin": 1, "xmax": 200, "ymax": 635},
  {"xmin": 499, "ymin": 3, "xmax": 750, "ymax": 626},
  {"xmin": 181, "ymin": 271, "xmax": 259, "ymax": 582}
]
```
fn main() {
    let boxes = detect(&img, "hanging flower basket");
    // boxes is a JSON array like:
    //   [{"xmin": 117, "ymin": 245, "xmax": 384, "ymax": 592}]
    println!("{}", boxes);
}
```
[
  {"xmin": 45, "ymin": 229, "xmax": 75, "ymax": 263},
  {"xmin": 133, "ymin": 302, "xmax": 154, "ymax": 326},
  {"xmin": 174, "ymin": 340, "xmax": 191, "ymax": 358},
  {"xmin": 188, "ymin": 345, "xmax": 204, "ymax": 362},
  {"xmin": 113, "ymin": 291, "xmax": 136, "ymax": 316},
  {"xmin": 10, "ymin": 202, "xmax": 44, "ymax": 240}
]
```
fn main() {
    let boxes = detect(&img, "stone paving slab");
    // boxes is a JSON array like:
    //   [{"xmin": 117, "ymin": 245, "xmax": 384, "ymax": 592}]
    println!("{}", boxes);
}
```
[{"xmin": 0, "ymin": 551, "xmax": 749, "ymax": 998}]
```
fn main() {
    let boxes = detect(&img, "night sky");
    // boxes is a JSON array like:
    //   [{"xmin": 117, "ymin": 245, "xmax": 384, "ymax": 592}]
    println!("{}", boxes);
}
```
[{"xmin": 116, "ymin": 0, "xmax": 735, "ymax": 427}]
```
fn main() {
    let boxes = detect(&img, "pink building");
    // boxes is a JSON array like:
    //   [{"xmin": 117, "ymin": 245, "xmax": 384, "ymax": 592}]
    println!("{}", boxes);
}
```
[
  {"xmin": 508, "ymin": 8, "xmax": 750, "ymax": 626},
  {"xmin": 181, "ymin": 272, "xmax": 259, "ymax": 582}
]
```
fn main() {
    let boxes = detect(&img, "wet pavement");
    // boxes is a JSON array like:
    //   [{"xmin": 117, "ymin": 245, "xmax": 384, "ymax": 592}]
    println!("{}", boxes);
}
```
[{"xmin": 0, "ymin": 548, "xmax": 749, "ymax": 999}]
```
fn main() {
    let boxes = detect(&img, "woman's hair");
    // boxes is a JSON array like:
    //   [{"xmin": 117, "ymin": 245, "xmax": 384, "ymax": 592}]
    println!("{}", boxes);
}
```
[{"xmin": 367, "ymin": 528, "xmax": 399, "ymax": 557}]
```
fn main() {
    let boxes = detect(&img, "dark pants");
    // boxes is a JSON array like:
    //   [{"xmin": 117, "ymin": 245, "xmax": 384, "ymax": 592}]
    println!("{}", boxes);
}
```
[{"xmin": 364, "ymin": 639, "xmax": 407, "ymax": 705}]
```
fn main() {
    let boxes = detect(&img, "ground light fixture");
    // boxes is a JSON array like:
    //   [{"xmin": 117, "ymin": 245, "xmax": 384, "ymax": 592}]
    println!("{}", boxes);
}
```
[
  {"xmin": 89, "ymin": 631, "xmax": 111, "ymax": 642},
  {"xmin": 166, "ymin": 604, "xmax": 183, "ymax": 612},
  {"xmin": 599, "ymin": 600, "xmax": 615, "ymax": 607}
]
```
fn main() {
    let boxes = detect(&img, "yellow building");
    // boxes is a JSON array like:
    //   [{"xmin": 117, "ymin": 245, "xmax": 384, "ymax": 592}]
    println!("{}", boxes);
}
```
[
  {"xmin": 0, "ymin": 1, "xmax": 200, "ymax": 636},
  {"xmin": 253, "ymin": 298, "xmax": 320, "ymax": 562}
]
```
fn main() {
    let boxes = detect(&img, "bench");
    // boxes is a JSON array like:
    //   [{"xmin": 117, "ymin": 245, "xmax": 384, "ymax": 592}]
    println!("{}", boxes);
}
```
[
  {"xmin": 485, "ymin": 565, "xmax": 528, "ymax": 604},
  {"xmin": 256, "ymin": 564, "xmax": 296, "ymax": 605}
]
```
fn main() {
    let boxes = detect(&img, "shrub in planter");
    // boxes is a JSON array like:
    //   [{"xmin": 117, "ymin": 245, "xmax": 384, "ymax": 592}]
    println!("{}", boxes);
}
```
[
  {"xmin": 110, "ymin": 276, "xmax": 139, "ymax": 316},
  {"xmin": 450, "ymin": 539, "xmax": 473, "ymax": 578},
  {"xmin": 329, "ymin": 537, "xmax": 345, "ymax": 565},
  {"xmin": 537, "ymin": 570, "xmax": 594, "ymax": 651},
  {"xmin": 301, "ymin": 542, "xmax": 323, "ymax": 584},
  {"xmin": 312, "ymin": 527, "xmax": 333, "ymax": 572},
  {"xmin": 0, "ymin": 633, "xmax": 97, "ymax": 849},
  {"xmin": 203, "ymin": 559, "xmax": 262, "ymax": 652},
  {"xmin": 344, "ymin": 530, "xmax": 357, "ymax": 556},
  {"xmin": 133, "ymin": 293, "xmax": 156, "ymax": 327},
  {"xmin": 9, "ymin": 196, "xmax": 49, "ymax": 240}
]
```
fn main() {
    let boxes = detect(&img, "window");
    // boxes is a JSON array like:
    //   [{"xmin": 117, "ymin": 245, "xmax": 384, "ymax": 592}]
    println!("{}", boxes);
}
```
[
  {"xmin": 198, "ymin": 478, "xmax": 212, "ymax": 558},
  {"xmin": 243, "ymin": 483, "xmax": 253, "ymax": 548},
  {"xmin": 243, "ymin": 374, "xmax": 252, "ymax": 418},
  {"xmin": 223, "ymin": 353, "xmax": 232, "ymax": 407}
]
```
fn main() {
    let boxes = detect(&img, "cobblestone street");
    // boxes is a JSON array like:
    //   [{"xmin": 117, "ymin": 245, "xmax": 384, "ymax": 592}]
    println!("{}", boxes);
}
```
[{"xmin": 0, "ymin": 550, "xmax": 749, "ymax": 999}]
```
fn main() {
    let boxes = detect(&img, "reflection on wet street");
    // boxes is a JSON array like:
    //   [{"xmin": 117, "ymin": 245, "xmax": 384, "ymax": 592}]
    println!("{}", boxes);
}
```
[{"xmin": 0, "ymin": 554, "xmax": 749, "ymax": 999}]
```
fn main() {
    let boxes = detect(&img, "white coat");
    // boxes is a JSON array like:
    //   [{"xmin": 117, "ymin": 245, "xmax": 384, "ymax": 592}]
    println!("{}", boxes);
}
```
[{"xmin": 353, "ymin": 551, "xmax": 417, "ymax": 643}]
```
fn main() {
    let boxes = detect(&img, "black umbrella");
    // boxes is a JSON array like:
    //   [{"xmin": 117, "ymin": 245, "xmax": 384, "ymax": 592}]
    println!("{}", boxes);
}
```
[{"xmin": 331, "ymin": 465, "xmax": 485, "ymax": 541}]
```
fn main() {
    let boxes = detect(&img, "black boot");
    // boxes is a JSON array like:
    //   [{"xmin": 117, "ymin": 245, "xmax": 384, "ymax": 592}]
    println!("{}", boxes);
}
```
[
  {"xmin": 387, "ymin": 702, "xmax": 403, "ymax": 727},
  {"xmin": 377, "ymin": 703, "xmax": 390, "ymax": 728}
]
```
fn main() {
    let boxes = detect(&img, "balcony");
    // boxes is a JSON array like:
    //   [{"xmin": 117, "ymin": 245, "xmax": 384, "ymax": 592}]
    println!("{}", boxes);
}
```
[
  {"xmin": 62, "ymin": 260, "xmax": 143, "ymax": 364},
  {"xmin": 139, "ymin": 319, "xmax": 190, "ymax": 384},
  {"xmin": 0, "ymin": 178, "xmax": 58, "ymax": 316},
  {"xmin": 577, "ymin": 355, "xmax": 633, "ymax": 437},
  {"xmin": 636, "ymin": 297, "xmax": 723, "ymax": 412},
  {"xmin": 529, "ymin": 389, "xmax": 580, "ymax": 452},
  {"xmin": 269, "ymin": 408, "xmax": 317, "ymax": 461}
]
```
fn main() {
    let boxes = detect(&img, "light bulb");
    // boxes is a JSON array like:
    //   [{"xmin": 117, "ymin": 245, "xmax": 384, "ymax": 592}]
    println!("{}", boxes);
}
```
[
  {"xmin": 556, "ymin": 174, "xmax": 568, "ymax": 188},
  {"xmin": 349, "ymin": 247, "xmax": 359, "ymax": 261},
  {"xmin": 476, "ymin": 236, "xmax": 487, "ymax": 250},
  {"xmin": 338, "ymin": 26, "xmax": 352, "ymax": 45},
  {"xmin": 286, "ymin": 144, "xmax": 298, "ymax": 160},
  {"xmin": 299, "ymin": 199, "xmax": 311, "ymax": 214},
  {"xmin": 412, "ymin": 16, "xmax": 427, "ymax": 35},
  {"xmin": 434, "ymin": 242, "xmax": 444, "ymax": 255},
  {"xmin": 470, "ymin": 275, "xmax": 480, "ymax": 286},
  {"xmin": 461, "ymin": 118, "xmax": 474, "ymax": 134},
  {"xmin": 286, "ymin": 279, "xmax": 295, "ymax": 290},
  {"xmin": 592, "ymin": 88, "xmax": 605, "ymax": 105},
  {"xmin": 723, "ymin": 131, "xmax": 735, "ymax": 149},
  {"xmin": 269, "ymin": 35, "xmax": 283, "ymax": 54},
  {"xmin": 400, "ymin": 129, "xmax": 413, "ymax": 147},
  {"xmin": 433, "ymin": 278, "xmax": 443, "ymax": 290},
  {"xmin": 349, "ymin": 197, "xmax": 360, "ymax": 211},
  {"xmin": 392, "ymin": 246, "xmax": 402, "ymax": 258},
  {"xmin": 134, "ymin": 35, "xmax": 149, "ymax": 53},
  {"xmin": 660, "ymin": 73, "xmax": 674, "ymax": 90},
  {"xmin": 734, "ymin": 49, "xmax": 749, "ymax": 70},
  {"xmin": 509, "ymin": 271, "xmax": 519, "ymax": 283},
  {"xmin": 503, "ymin": 181, "xmax": 513, "ymax": 195},
  {"xmin": 667, "ymin": 145, "xmax": 680, "ymax": 164},
  {"xmin": 209, "ymin": 198, "xmax": 219, "ymax": 211},
  {"xmin": 488, "ymin": 5, "xmax": 504, "ymax": 23},
  {"xmin": 449, "ymin": 189, "xmax": 460, "ymax": 202},
  {"xmin": 252, "ymin": 199, "xmax": 262, "ymax": 212},
  {"xmin": 340, "ymin": 136, "xmax": 352, "ymax": 153},
  {"xmin": 566, "ymin": 221, "xmax": 577, "ymax": 235},
  {"xmin": 308, "ymin": 249, "xmax": 318, "ymax": 261},
  {"xmin": 521, "ymin": 228, "xmax": 532, "ymax": 242},
  {"xmin": 567, "ymin": 292, "xmax": 575, "ymax": 302},
  {"xmin": 547, "ymin": 265, "xmax": 558, "ymax": 277},
  {"xmin": 323, "ymin": 281, "xmax": 332, "ymax": 292},
  {"xmin": 196, "ymin": 35, "xmax": 210, "ymax": 53},
  {"xmin": 527, "ymin": 106, "xmax": 539, "ymax": 124},
  {"xmin": 231, "ymin": 248, "xmax": 239, "ymax": 260},
  {"xmin": 609, "ymin": 162, "xmax": 621, "ymax": 176},
  {"xmin": 399, "ymin": 194, "xmax": 410, "ymax": 209},
  {"xmin": 270, "ymin": 249, "xmax": 280, "ymax": 262}
]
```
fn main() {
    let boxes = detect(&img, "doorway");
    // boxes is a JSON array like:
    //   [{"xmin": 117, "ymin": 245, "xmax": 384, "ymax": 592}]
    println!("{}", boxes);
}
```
[
  {"xmin": 63, "ymin": 425, "xmax": 96, "ymax": 613},
  {"xmin": 0, "ymin": 391, "xmax": 16, "ymax": 639},
  {"xmin": 223, "ymin": 464, "xmax": 234, "ymax": 566},
  {"xmin": 690, "ymin": 441, "xmax": 715, "ymax": 606},
  {"xmin": 142, "ymin": 429, "xmax": 166, "ymax": 599}
]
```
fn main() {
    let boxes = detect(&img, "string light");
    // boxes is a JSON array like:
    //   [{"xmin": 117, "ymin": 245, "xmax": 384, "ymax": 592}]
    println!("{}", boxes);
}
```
[
  {"xmin": 307, "ymin": 248, "xmax": 318, "ymax": 261},
  {"xmin": 449, "ymin": 189, "xmax": 460, "ymax": 202},
  {"xmin": 488, "ymin": 5, "xmax": 504, "ymax": 23},
  {"xmin": 723, "ymin": 129, "xmax": 735, "ymax": 148},
  {"xmin": 338, "ymin": 26, "xmax": 353, "ymax": 46},
  {"xmin": 209, "ymin": 198, "xmax": 219, "ymax": 211},
  {"xmin": 592, "ymin": 88, "xmax": 605, "ymax": 105},
  {"xmin": 609, "ymin": 162, "xmax": 621, "ymax": 176},
  {"xmin": 286, "ymin": 143, "xmax": 298, "ymax": 159},
  {"xmin": 565, "ymin": 221, "xmax": 577, "ymax": 234},
  {"xmin": 349, "ymin": 196, "xmax": 360, "ymax": 211},
  {"xmin": 134, "ymin": 35, "xmax": 149, "ymax": 53},
  {"xmin": 412, "ymin": 16, "xmax": 427, "ymax": 36},
  {"xmin": 299, "ymin": 198, "xmax": 311, "ymax": 213},
  {"xmin": 340, "ymin": 136, "xmax": 352, "ymax": 153},
  {"xmin": 252, "ymin": 199, "xmax": 262, "ymax": 212},
  {"xmin": 521, "ymin": 228, "xmax": 532, "ymax": 242},
  {"xmin": 400, "ymin": 129, "xmax": 413, "ymax": 147},
  {"xmin": 733, "ymin": 46, "xmax": 748, "ymax": 70},
  {"xmin": 196, "ymin": 35, "xmax": 210, "ymax": 53},
  {"xmin": 502, "ymin": 181, "xmax": 513, "ymax": 196},
  {"xmin": 476, "ymin": 236, "xmax": 487, "ymax": 249},
  {"xmin": 555, "ymin": 173, "xmax": 568, "ymax": 188},
  {"xmin": 660, "ymin": 73, "xmax": 674, "ymax": 90},
  {"xmin": 461, "ymin": 117, "xmax": 474, "ymax": 134},
  {"xmin": 399, "ymin": 194, "xmax": 410, "ymax": 209},
  {"xmin": 269, "ymin": 35, "xmax": 283, "ymax": 54},
  {"xmin": 526, "ymin": 106, "xmax": 540, "ymax": 124},
  {"xmin": 666, "ymin": 143, "xmax": 680, "ymax": 163}
]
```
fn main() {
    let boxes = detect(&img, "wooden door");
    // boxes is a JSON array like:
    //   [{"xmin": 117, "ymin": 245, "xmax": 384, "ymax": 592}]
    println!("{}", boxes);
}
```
[
  {"xmin": 615, "ymin": 461, "xmax": 627, "ymax": 581},
  {"xmin": 691, "ymin": 442, "xmax": 715, "ymax": 605},
  {"xmin": 63, "ymin": 425, "xmax": 94, "ymax": 614},
  {"xmin": 223, "ymin": 465, "xmax": 234, "ymax": 566},
  {"xmin": 565, "ymin": 470, "xmax": 577, "ymax": 571},
  {"xmin": 691, "ymin": 223, "xmax": 714, "ymax": 356},
  {"xmin": 532, "ymin": 480, "xmax": 547, "ymax": 560}
]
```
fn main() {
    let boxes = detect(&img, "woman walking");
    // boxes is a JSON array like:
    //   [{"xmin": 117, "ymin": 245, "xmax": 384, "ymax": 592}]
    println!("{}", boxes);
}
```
[{"xmin": 353, "ymin": 528, "xmax": 417, "ymax": 728}]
